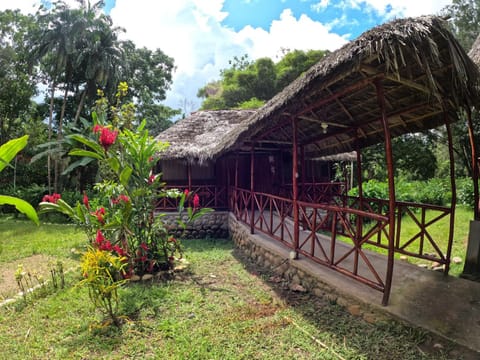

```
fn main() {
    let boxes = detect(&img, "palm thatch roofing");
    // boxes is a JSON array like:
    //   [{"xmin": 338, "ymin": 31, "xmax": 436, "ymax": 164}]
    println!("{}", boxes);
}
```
[
  {"xmin": 155, "ymin": 109, "xmax": 255, "ymax": 163},
  {"xmin": 210, "ymin": 15, "xmax": 480, "ymax": 160}
]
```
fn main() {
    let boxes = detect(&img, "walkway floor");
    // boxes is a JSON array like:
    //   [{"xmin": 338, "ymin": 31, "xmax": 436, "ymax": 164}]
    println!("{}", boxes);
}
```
[{"xmin": 243, "ymin": 215, "xmax": 480, "ymax": 354}]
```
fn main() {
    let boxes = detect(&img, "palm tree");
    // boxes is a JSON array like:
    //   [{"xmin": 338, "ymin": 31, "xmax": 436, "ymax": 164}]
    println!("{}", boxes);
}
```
[{"xmin": 31, "ymin": 0, "xmax": 124, "ymax": 192}]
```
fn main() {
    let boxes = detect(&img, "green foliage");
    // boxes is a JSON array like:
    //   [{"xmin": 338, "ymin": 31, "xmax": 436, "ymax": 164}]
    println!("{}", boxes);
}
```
[
  {"xmin": 457, "ymin": 177, "xmax": 476, "ymax": 207},
  {"xmin": 361, "ymin": 133, "xmax": 437, "ymax": 181},
  {"xmin": 0, "ymin": 136, "xmax": 39, "ymax": 224},
  {"xmin": 79, "ymin": 246, "xmax": 128, "ymax": 326},
  {"xmin": 349, "ymin": 178, "xmax": 458, "ymax": 206},
  {"xmin": 198, "ymin": 49, "xmax": 328, "ymax": 110},
  {"xmin": 236, "ymin": 97, "xmax": 265, "ymax": 109},
  {"xmin": 442, "ymin": 0, "xmax": 480, "ymax": 50}
]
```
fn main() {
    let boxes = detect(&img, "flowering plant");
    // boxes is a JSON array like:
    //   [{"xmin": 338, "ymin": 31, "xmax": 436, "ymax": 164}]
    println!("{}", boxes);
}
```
[{"xmin": 39, "ymin": 83, "xmax": 210, "ymax": 276}]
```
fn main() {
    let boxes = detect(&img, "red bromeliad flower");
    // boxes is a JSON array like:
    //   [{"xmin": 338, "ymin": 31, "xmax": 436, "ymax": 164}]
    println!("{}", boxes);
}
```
[
  {"xmin": 99, "ymin": 240, "xmax": 113, "ymax": 251},
  {"xmin": 99, "ymin": 127, "xmax": 118, "ymax": 151},
  {"xmin": 83, "ymin": 192, "xmax": 90, "ymax": 209},
  {"xmin": 95, "ymin": 230, "xmax": 105, "ymax": 246},
  {"xmin": 184, "ymin": 189, "xmax": 189, "ymax": 197},
  {"xmin": 193, "ymin": 194, "xmax": 200, "ymax": 208},
  {"xmin": 92, "ymin": 124, "xmax": 103, "ymax": 134},
  {"xmin": 118, "ymin": 194, "xmax": 130, "ymax": 203},
  {"xmin": 42, "ymin": 193, "xmax": 61, "ymax": 203},
  {"xmin": 92, "ymin": 207, "xmax": 106, "ymax": 224},
  {"xmin": 113, "ymin": 244, "xmax": 127, "ymax": 257},
  {"xmin": 148, "ymin": 174, "xmax": 156, "ymax": 184}
]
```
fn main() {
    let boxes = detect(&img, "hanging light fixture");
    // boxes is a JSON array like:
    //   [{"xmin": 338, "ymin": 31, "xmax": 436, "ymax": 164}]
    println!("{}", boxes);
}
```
[{"xmin": 321, "ymin": 122, "xmax": 328, "ymax": 134}]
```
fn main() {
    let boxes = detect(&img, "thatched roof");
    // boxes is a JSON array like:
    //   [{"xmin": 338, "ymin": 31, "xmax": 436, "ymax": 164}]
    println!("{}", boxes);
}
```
[
  {"xmin": 469, "ymin": 34, "xmax": 480, "ymax": 66},
  {"xmin": 155, "ymin": 109, "xmax": 255, "ymax": 163},
  {"xmin": 211, "ymin": 15, "xmax": 480, "ymax": 160}
]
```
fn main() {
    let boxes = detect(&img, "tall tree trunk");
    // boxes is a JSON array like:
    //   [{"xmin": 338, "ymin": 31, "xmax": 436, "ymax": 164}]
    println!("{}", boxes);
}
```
[
  {"xmin": 54, "ymin": 82, "xmax": 69, "ymax": 193},
  {"xmin": 73, "ymin": 89, "xmax": 87, "ymax": 126},
  {"xmin": 48, "ymin": 81, "xmax": 56, "ymax": 194}
]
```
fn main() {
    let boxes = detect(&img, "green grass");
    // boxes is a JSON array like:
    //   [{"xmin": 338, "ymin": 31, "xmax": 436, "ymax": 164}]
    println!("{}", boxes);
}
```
[
  {"xmin": 344, "ymin": 206, "xmax": 473, "ymax": 276},
  {"xmin": 0, "ymin": 216, "xmax": 86, "ymax": 263},
  {"xmin": 396, "ymin": 206, "xmax": 472, "ymax": 276},
  {"xmin": 0, "ymin": 222, "xmax": 476, "ymax": 359}
]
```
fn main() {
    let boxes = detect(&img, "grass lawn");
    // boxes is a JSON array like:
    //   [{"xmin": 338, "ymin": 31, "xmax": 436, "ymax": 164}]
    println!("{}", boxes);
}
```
[{"xmin": 0, "ymin": 216, "xmax": 478, "ymax": 359}]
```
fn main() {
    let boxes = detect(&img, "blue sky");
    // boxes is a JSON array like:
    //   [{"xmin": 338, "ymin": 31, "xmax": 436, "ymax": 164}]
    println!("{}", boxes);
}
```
[{"xmin": 2, "ymin": 0, "xmax": 453, "ymax": 114}]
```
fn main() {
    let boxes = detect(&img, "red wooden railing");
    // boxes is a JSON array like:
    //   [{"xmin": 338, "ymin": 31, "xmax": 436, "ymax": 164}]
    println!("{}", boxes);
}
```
[
  {"xmin": 230, "ymin": 186, "xmax": 454, "ymax": 294},
  {"xmin": 297, "ymin": 200, "xmax": 390, "ymax": 291},
  {"xmin": 156, "ymin": 184, "xmax": 228, "ymax": 210},
  {"xmin": 340, "ymin": 196, "xmax": 453, "ymax": 267}
]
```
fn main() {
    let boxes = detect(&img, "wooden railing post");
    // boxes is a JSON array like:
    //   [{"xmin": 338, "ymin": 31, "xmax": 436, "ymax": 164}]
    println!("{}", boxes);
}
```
[
  {"xmin": 466, "ymin": 107, "xmax": 480, "ymax": 220},
  {"xmin": 250, "ymin": 144, "xmax": 255, "ymax": 234},
  {"xmin": 445, "ymin": 111, "xmax": 456, "ymax": 275},
  {"xmin": 292, "ymin": 118, "xmax": 300, "ymax": 258},
  {"xmin": 375, "ymin": 79, "xmax": 396, "ymax": 306}
]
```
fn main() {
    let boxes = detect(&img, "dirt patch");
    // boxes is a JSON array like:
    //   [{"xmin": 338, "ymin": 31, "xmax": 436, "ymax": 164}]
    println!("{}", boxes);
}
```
[{"xmin": 0, "ymin": 254, "xmax": 70, "ymax": 300}]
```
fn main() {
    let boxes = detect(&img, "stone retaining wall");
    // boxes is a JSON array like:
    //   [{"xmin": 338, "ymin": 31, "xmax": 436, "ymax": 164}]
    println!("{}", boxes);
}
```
[
  {"xmin": 160, "ymin": 211, "xmax": 229, "ymax": 239},
  {"xmin": 228, "ymin": 213, "xmax": 363, "ymax": 307}
]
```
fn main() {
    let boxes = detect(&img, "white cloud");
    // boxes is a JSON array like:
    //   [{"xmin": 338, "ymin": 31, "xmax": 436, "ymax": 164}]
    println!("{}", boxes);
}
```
[
  {"xmin": 349, "ymin": 0, "xmax": 452, "ymax": 18},
  {"xmin": 312, "ymin": 0, "xmax": 330, "ymax": 13},
  {"xmin": 0, "ymin": 0, "xmax": 40, "ymax": 14},
  {"xmin": 110, "ymin": 2, "xmax": 348, "ymax": 112}
]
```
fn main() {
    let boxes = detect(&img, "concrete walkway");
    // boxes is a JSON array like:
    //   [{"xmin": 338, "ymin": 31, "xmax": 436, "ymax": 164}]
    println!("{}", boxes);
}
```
[{"xmin": 243, "ymin": 217, "xmax": 480, "ymax": 354}]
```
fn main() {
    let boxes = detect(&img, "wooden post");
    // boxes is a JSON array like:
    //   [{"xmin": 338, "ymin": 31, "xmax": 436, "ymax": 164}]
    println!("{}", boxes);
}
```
[
  {"xmin": 356, "ymin": 146, "xmax": 363, "ymax": 207},
  {"xmin": 234, "ymin": 154, "xmax": 239, "ymax": 190},
  {"xmin": 375, "ymin": 80, "xmax": 396, "ymax": 306},
  {"xmin": 300, "ymin": 145, "xmax": 305, "ymax": 202},
  {"xmin": 466, "ymin": 107, "xmax": 480, "ymax": 221},
  {"xmin": 250, "ymin": 144, "xmax": 255, "ymax": 234},
  {"xmin": 233, "ymin": 154, "xmax": 239, "ymax": 217},
  {"xmin": 445, "ymin": 113, "xmax": 456, "ymax": 276},
  {"xmin": 463, "ymin": 107, "xmax": 480, "ymax": 277},
  {"xmin": 354, "ymin": 145, "xmax": 363, "ymax": 275},
  {"xmin": 187, "ymin": 163, "xmax": 192, "ymax": 191},
  {"xmin": 292, "ymin": 118, "xmax": 300, "ymax": 257}
]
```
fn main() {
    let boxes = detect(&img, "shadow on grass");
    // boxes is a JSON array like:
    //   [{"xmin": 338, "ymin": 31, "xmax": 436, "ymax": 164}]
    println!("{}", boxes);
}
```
[{"xmin": 230, "ymin": 246, "xmax": 478, "ymax": 360}]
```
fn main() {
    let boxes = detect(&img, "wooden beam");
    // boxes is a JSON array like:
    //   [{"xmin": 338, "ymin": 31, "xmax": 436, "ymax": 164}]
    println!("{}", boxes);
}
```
[
  {"xmin": 298, "ymin": 115, "xmax": 349, "ymax": 128},
  {"xmin": 296, "ymin": 74, "xmax": 383, "ymax": 118}
]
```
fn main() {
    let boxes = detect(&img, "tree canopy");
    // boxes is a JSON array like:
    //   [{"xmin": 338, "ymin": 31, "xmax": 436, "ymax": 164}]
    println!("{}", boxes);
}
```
[{"xmin": 197, "ymin": 50, "xmax": 329, "ymax": 110}]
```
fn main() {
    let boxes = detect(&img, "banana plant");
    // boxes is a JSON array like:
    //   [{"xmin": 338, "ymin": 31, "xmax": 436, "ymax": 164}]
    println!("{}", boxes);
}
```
[{"xmin": 0, "ymin": 136, "xmax": 39, "ymax": 225}]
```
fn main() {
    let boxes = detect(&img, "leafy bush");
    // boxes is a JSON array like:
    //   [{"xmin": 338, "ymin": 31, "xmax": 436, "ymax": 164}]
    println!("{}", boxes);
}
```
[
  {"xmin": 349, "ymin": 178, "xmax": 452, "ymax": 206},
  {"xmin": 457, "ymin": 177, "xmax": 475, "ymax": 207}
]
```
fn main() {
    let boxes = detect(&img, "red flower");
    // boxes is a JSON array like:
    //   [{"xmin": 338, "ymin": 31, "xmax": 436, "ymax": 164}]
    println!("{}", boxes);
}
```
[
  {"xmin": 118, "ymin": 194, "xmax": 130, "ymax": 203},
  {"xmin": 140, "ymin": 242, "xmax": 149, "ymax": 251},
  {"xmin": 83, "ymin": 192, "xmax": 90, "ymax": 209},
  {"xmin": 148, "ymin": 156, "xmax": 154, "ymax": 162},
  {"xmin": 184, "ymin": 189, "xmax": 189, "ymax": 197},
  {"xmin": 95, "ymin": 230, "xmax": 105, "ymax": 246},
  {"xmin": 99, "ymin": 240, "xmax": 112, "ymax": 251},
  {"xmin": 113, "ymin": 245, "xmax": 127, "ymax": 257},
  {"xmin": 168, "ymin": 236, "xmax": 176, "ymax": 243},
  {"xmin": 99, "ymin": 127, "xmax": 118, "ymax": 151},
  {"xmin": 92, "ymin": 207, "xmax": 106, "ymax": 224},
  {"xmin": 148, "ymin": 174, "xmax": 156, "ymax": 184},
  {"xmin": 42, "ymin": 193, "xmax": 61, "ymax": 204},
  {"xmin": 193, "ymin": 194, "xmax": 200, "ymax": 208},
  {"xmin": 92, "ymin": 124, "xmax": 103, "ymax": 134}
]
